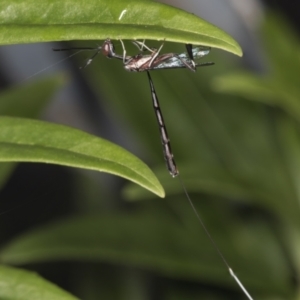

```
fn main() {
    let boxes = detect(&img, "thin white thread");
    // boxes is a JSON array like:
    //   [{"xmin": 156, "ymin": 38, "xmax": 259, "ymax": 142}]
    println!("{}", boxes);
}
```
[
  {"xmin": 177, "ymin": 175, "xmax": 253, "ymax": 300},
  {"xmin": 21, "ymin": 50, "xmax": 83, "ymax": 82}
]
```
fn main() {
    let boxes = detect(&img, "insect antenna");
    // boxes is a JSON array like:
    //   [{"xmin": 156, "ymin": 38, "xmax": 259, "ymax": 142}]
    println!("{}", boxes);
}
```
[
  {"xmin": 52, "ymin": 47, "xmax": 98, "ymax": 51},
  {"xmin": 53, "ymin": 45, "xmax": 103, "ymax": 69}
]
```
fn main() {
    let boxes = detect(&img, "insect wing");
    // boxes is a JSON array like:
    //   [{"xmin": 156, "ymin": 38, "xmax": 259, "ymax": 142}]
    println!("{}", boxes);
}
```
[{"xmin": 192, "ymin": 46, "xmax": 211, "ymax": 59}]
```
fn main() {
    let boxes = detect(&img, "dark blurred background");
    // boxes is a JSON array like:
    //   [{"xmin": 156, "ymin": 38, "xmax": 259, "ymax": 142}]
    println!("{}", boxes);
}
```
[{"xmin": 0, "ymin": 0, "xmax": 300, "ymax": 299}]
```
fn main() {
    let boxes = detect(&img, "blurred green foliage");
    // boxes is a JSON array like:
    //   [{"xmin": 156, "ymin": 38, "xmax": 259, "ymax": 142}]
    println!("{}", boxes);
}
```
[{"xmin": 0, "ymin": 10, "xmax": 299, "ymax": 300}]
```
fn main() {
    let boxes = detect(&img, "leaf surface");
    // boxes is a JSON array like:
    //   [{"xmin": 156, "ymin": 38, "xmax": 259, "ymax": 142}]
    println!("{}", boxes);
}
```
[
  {"xmin": 0, "ymin": 75, "xmax": 65, "ymax": 189},
  {"xmin": 0, "ymin": 0, "xmax": 242, "ymax": 56},
  {"xmin": 0, "ymin": 265, "xmax": 79, "ymax": 300},
  {"xmin": 0, "ymin": 117, "xmax": 164, "ymax": 197},
  {"xmin": 0, "ymin": 209, "xmax": 292, "ymax": 297}
]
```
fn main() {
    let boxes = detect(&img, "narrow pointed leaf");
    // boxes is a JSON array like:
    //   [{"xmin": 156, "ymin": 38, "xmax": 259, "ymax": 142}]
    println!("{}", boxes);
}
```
[
  {"xmin": 0, "ymin": 75, "xmax": 66, "ymax": 190},
  {"xmin": 0, "ymin": 265, "xmax": 79, "ymax": 300},
  {"xmin": 213, "ymin": 73, "xmax": 300, "ymax": 122},
  {"xmin": 0, "ymin": 117, "xmax": 164, "ymax": 197},
  {"xmin": 0, "ymin": 211, "xmax": 292, "ymax": 296},
  {"xmin": 0, "ymin": 0, "xmax": 242, "ymax": 56}
]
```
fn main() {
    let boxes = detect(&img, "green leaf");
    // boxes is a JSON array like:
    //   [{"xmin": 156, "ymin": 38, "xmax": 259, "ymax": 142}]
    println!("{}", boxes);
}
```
[
  {"xmin": 0, "ymin": 265, "xmax": 79, "ymax": 300},
  {"xmin": 212, "ymin": 72, "xmax": 300, "ymax": 122},
  {"xmin": 0, "ymin": 75, "xmax": 66, "ymax": 190},
  {"xmin": 0, "ymin": 0, "xmax": 242, "ymax": 56},
  {"xmin": 0, "ymin": 116, "xmax": 164, "ymax": 197},
  {"xmin": 0, "ymin": 208, "xmax": 292, "ymax": 297}
]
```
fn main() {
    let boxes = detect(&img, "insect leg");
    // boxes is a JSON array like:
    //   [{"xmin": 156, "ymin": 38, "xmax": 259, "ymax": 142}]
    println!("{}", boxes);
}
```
[{"xmin": 146, "ymin": 71, "xmax": 178, "ymax": 177}]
